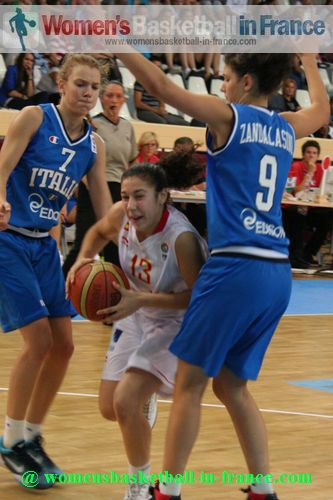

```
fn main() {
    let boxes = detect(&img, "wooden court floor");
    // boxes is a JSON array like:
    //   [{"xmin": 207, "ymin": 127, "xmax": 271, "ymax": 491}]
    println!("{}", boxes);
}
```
[{"xmin": 0, "ymin": 314, "xmax": 332, "ymax": 500}]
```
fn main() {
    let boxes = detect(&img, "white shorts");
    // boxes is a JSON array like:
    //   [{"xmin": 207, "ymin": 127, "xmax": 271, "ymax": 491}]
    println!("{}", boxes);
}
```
[{"xmin": 101, "ymin": 311, "xmax": 181, "ymax": 396}]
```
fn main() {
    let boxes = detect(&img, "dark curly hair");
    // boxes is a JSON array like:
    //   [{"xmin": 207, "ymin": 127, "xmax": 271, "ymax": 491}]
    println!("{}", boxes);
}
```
[
  {"xmin": 122, "ymin": 151, "xmax": 204, "ymax": 191},
  {"xmin": 224, "ymin": 54, "xmax": 293, "ymax": 96}
]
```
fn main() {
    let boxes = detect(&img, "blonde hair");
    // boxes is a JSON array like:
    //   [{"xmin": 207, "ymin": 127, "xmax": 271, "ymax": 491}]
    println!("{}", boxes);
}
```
[
  {"xmin": 59, "ymin": 54, "xmax": 101, "ymax": 81},
  {"xmin": 138, "ymin": 131, "xmax": 159, "ymax": 149}
]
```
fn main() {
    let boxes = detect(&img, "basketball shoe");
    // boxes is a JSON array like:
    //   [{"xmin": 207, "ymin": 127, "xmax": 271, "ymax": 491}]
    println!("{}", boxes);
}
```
[
  {"xmin": 0, "ymin": 436, "xmax": 54, "ymax": 489},
  {"xmin": 143, "ymin": 393, "xmax": 158, "ymax": 428},
  {"xmin": 241, "ymin": 486, "xmax": 279, "ymax": 499},
  {"xmin": 149, "ymin": 482, "xmax": 181, "ymax": 499},
  {"xmin": 25, "ymin": 435, "xmax": 63, "ymax": 476},
  {"xmin": 123, "ymin": 482, "xmax": 152, "ymax": 499}
]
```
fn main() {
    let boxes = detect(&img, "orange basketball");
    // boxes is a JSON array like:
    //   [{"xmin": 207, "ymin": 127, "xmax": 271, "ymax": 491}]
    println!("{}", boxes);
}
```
[{"xmin": 69, "ymin": 261, "xmax": 130, "ymax": 321}]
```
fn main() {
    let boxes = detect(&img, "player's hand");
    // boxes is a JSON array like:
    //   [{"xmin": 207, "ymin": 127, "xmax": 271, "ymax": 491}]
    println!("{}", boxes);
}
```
[
  {"xmin": 98, "ymin": 282, "xmax": 140, "ymax": 323},
  {"xmin": 65, "ymin": 257, "xmax": 94, "ymax": 299},
  {"xmin": 0, "ymin": 201, "xmax": 11, "ymax": 231}
]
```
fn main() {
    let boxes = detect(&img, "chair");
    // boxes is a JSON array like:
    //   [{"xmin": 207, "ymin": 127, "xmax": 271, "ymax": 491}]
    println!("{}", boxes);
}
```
[
  {"xmin": 296, "ymin": 89, "xmax": 311, "ymax": 108},
  {"xmin": 119, "ymin": 66, "xmax": 135, "ymax": 91},
  {"xmin": 188, "ymin": 76, "xmax": 208, "ymax": 95},
  {"xmin": 319, "ymin": 68, "xmax": 333, "ymax": 95},
  {"xmin": 210, "ymin": 79, "xmax": 226, "ymax": 100},
  {"xmin": 0, "ymin": 54, "xmax": 7, "ymax": 86}
]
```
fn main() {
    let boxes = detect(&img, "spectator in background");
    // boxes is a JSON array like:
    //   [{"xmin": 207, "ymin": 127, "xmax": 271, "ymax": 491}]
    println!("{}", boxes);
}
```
[
  {"xmin": 283, "ymin": 140, "xmax": 331, "ymax": 268},
  {"xmin": 134, "ymin": 61, "xmax": 188, "ymax": 125},
  {"xmin": 0, "ymin": 53, "xmax": 49, "ymax": 110},
  {"xmin": 268, "ymin": 78, "xmax": 301, "ymax": 114},
  {"xmin": 135, "ymin": 132, "xmax": 160, "ymax": 164}
]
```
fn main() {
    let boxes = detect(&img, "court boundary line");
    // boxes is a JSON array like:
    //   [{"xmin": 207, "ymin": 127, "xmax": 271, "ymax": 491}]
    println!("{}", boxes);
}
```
[{"xmin": 0, "ymin": 387, "xmax": 332, "ymax": 420}]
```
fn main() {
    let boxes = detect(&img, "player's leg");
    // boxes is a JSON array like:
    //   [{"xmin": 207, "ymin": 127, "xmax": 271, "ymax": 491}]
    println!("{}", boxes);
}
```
[
  {"xmin": 114, "ymin": 368, "xmax": 161, "ymax": 467},
  {"xmin": 152, "ymin": 361, "xmax": 208, "ymax": 499},
  {"xmin": 113, "ymin": 369, "xmax": 161, "ymax": 499},
  {"xmin": 99, "ymin": 379, "xmax": 119, "ymax": 421},
  {"xmin": 213, "ymin": 367, "xmax": 269, "ymax": 475},
  {"xmin": 22, "ymin": 316, "xmax": 73, "ymax": 476},
  {"xmin": 25, "ymin": 316, "xmax": 73, "ymax": 424},
  {"xmin": 0, "ymin": 318, "xmax": 55, "ymax": 488}
]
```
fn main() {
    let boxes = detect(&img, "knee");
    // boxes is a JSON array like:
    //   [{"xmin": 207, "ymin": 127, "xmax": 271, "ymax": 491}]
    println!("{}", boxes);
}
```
[
  {"xmin": 99, "ymin": 399, "xmax": 117, "ymax": 421},
  {"xmin": 23, "ymin": 336, "xmax": 54, "ymax": 362},
  {"xmin": 212, "ymin": 379, "xmax": 248, "ymax": 407},
  {"xmin": 113, "ymin": 393, "xmax": 137, "ymax": 424},
  {"xmin": 51, "ymin": 339, "xmax": 75, "ymax": 361}
]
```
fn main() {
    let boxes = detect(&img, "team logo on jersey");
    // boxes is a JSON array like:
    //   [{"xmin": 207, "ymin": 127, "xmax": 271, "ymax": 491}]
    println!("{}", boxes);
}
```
[
  {"xmin": 161, "ymin": 242, "xmax": 169, "ymax": 260},
  {"xmin": 49, "ymin": 135, "xmax": 59, "ymax": 144},
  {"xmin": 124, "ymin": 222, "xmax": 129, "ymax": 232}
]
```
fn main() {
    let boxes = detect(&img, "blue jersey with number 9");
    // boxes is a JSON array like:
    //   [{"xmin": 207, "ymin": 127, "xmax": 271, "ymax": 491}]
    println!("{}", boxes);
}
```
[
  {"xmin": 206, "ymin": 103, "xmax": 295, "ymax": 256},
  {"xmin": 6, "ymin": 103, "xmax": 96, "ymax": 231}
]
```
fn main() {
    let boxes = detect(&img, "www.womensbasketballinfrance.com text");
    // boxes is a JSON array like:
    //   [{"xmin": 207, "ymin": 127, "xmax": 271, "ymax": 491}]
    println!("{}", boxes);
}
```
[
  {"xmin": 104, "ymin": 37, "xmax": 256, "ymax": 47},
  {"xmin": 21, "ymin": 470, "xmax": 312, "ymax": 488}
]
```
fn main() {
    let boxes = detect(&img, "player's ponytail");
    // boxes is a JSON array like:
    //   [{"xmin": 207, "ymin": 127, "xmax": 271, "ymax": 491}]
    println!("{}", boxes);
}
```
[
  {"xmin": 121, "ymin": 152, "xmax": 204, "ymax": 192},
  {"xmin": 158, "ymin": 151, "xmax": 204, "ymax": 190}
]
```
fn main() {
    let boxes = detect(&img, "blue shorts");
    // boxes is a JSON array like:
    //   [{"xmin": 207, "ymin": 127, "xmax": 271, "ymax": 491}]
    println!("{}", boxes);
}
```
[
  {"xmin": 170, "ymin": 254, "xmax": 291, "ymax": 380},
  {"xmin": 0, "ymin": 231, "xmax": 73, "ymax": 333}
]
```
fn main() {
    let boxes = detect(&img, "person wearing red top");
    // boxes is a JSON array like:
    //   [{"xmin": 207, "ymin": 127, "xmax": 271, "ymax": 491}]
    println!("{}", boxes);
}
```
[
  {"xmin": 283, "ymin": 140, "xmax": 332, "ymax": 268},
  {"xmin": 135, "ymin": 132, "xmax": 160, "ymax": 164}
]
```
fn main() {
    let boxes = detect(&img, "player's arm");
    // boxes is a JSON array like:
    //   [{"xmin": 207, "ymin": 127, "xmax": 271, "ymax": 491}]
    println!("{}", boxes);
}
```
[
  {"xmin": 86, "ymin": 132, "xmax": 112, "ymax": 220},
  {"xmin": 116, "ymin": 53, "xmax": 232, "ymax": 131},
  {"xmin": 100, "ymin": 231, "xmax": 206, "ymax": 322},
  {"xmin": 65, "ymin": 201, "xmax": 125, "ymax": 295},
  {"xmin": 0, "ymin": 106, "xmax": 43, "ymax": 230},
  {"xmin": 282, "ymin": 54, "xmax": 330, "ymax": 139}
]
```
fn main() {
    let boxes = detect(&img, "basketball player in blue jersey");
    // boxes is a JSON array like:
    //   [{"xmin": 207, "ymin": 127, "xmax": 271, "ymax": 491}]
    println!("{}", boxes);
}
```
[
  {"xmin": 0, "ymin": 54, "xmax": 111, "ymax": 488},
  {"xmin": 116, "ymin": 52, "xmax": 329, "ymax": 500}
]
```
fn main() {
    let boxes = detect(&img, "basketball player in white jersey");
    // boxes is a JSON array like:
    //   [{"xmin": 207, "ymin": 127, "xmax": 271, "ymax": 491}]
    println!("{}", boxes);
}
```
[{"xmin": 67, "ymin": 153, "xmax": 207, "ymax": 500}]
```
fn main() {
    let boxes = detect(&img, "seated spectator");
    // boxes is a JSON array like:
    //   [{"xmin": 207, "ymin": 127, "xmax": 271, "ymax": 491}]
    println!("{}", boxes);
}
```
[
  {"xmin": 174, "ymin": 136, "xmax": 196, "ymax": 154},
  {"xmin": 313, "ymin": 124, "xmax": 333, "ymax": 139},
  {"xmin": 0, "ymin": 53, "xmax": 49, "ymax": 110},
  {"xmin": 282, "ymin": 140, "xmax": 332, "ymax": 268},
  {"xmin": 135, "ymin": 132, "xmax": 160, "ymax": 164},
  {"xmin": 134, "ymin": 60, "xmax": 188, "ymax": 125},
  {"xmin": 268, "ymin": 78, "xmax": 301, "ymax": 113}
]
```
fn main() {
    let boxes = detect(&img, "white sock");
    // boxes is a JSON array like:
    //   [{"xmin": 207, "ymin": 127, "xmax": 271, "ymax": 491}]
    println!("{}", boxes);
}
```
[
  {"xmin": 24, "ymin": 421, "xmax": 42, "ymax": 442},
  {"xmin": 128, "ymin": 462, "xmax": 150, "ymax": 481},
  {"xmin": 160, "ymin": 480, "xmax": 182, "ymax": 496},
  {"xmin": 251, "ymin": 482, "xmax": 274, "ymax": 494},
  {"xmin": 3, "ymin": 416, "xmax": 24, "ymax": 448}
]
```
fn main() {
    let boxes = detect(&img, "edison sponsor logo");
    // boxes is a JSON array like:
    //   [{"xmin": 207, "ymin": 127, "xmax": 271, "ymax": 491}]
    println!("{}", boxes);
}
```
[
  {"xmin": 41, "ymin": 15, "xmax": 130, "ymax": 36},
  {"xmin": 29, "ymin": 193, "xmax": 60, "ymax": 222},
  {"xmin": 241, "ymin": 208, "xmax": 285, "ymax": 239}
]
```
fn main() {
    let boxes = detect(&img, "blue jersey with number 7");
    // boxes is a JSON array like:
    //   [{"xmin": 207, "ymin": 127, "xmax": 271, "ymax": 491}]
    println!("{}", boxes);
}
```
[
  {"xmin": 6, "ymin": 103, "xmax": 96, "ymax": 231},
  {"xmin": 206, "ymin": 103, "xmax": 295, "ymax": 256}
]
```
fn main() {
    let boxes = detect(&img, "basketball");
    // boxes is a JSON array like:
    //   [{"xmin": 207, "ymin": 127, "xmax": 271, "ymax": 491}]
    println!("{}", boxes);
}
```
[
  {"xmin": 28, "ymin": 20, "xmax": 36, "ymax": 27},
  {"xmin": 69, "ymin": 261, "xmax": 130, "ymax": 321}
]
